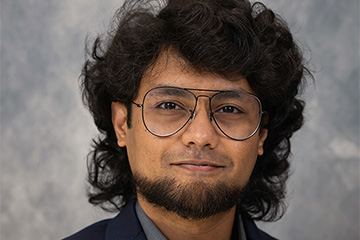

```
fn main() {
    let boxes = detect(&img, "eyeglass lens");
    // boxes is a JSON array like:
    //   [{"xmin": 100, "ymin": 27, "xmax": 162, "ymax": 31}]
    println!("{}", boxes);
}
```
[{"xmin": 141, "ymin": 87, "xmax": 262, "ymax": 140}]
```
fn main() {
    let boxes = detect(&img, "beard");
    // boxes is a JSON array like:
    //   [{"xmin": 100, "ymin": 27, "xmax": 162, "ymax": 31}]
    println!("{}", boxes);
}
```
[{"xmin": 133, "ymin": 172, "xmax": 246, "ymax": 220}]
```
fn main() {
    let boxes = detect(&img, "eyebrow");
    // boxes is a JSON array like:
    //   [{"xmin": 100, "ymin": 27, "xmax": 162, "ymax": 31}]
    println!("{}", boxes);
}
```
[
  {"xmin": 154, "ymin": 83, "xmax": 249, "ymax": 91},
  {"xmin": 155, "ymin": 87, "xmax": 190, "ymax": 97},
  {"xmin": 214, "ymin": 91, "xmax": 243, "ymax": 99}
]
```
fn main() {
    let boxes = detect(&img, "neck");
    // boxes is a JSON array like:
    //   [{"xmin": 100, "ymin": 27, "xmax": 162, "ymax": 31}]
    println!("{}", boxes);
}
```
[{"xmin": 137, "ymin": 195, "xmax": 236, "ymax": 240}]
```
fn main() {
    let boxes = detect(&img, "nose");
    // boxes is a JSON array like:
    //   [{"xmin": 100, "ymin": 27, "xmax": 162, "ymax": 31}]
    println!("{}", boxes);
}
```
[{"xmin": 181, "ymin": 98, "xmax": 220, "ymax": 149}]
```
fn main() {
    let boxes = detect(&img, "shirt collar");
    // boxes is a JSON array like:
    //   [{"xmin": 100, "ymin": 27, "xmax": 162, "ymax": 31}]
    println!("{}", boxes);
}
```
[
  {"xmin": 135, "ymin": 200, "xmax": 167, "ymax": 240},
  {"xmin": 135, "ymin": 200, "xmax": 247, "ymax": 240}
]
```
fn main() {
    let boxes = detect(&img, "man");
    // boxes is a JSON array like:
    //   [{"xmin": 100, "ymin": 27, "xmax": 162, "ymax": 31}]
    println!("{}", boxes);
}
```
[{"xmin": 65, "ymin": 0, "xmax": 311, "ymax": 239}]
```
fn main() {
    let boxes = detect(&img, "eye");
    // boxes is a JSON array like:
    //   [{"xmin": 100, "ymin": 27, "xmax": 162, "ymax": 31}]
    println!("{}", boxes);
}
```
[
  {"xmin": 156, "ymin": 101, "xmax": 183, "ymax": 110},
  {"xmin": 217, "ymin": 105, "xmax": 243, "ymax": 114}
]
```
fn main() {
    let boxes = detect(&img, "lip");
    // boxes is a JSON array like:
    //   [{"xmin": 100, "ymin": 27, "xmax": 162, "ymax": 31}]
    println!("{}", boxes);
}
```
[{"xmin": 170, "ymin": 160, "xmax": 225, "ymax": 172}]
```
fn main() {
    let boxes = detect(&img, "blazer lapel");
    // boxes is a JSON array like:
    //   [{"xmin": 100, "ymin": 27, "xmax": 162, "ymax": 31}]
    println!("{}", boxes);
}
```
[
  {"xmin": 241, "ymin": 215, "xmax": 277, "ymax": 240},
  {"xmin": 105, "ymin": 199, "xmax": 147, "ymax": 240}
]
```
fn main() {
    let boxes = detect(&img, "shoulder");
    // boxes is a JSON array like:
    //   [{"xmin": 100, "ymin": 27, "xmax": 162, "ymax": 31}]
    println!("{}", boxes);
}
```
[
  {"xmin": 241, "ymin": 215, "xmax": 278, "ymax": 240},
  {"xmin": 62, "ymin": 199, "xmax": 145, "ymax": 240},
  {"xmin": 256, "ymin": 229, "xmax": 278, "ymax": 240},
  {"xmin": 62, "ymin": 219, "xmax": 110, "ymax": 240}
]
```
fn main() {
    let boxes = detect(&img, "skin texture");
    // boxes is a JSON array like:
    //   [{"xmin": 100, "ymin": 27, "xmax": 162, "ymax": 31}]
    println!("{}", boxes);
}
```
[{"xmin": 111, "ymin": 53, "xmax": 268, "ymax": 240}]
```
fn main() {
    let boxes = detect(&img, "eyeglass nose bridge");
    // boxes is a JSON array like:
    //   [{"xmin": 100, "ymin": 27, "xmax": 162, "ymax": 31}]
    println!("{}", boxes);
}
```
[{"xmin": 190, "ymin": 94, "xmax": 214, "ymax": 121}]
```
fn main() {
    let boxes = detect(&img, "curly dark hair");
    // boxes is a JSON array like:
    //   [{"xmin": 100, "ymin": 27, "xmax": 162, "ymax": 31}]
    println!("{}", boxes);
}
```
[{"xmin": 81, "ymin": 0, "xmax": 311, "ymax": 222}]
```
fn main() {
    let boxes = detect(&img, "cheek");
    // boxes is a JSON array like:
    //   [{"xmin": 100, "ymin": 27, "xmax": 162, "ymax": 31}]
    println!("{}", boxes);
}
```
[
  {"xmin": 229, "ymin": 139, "xmax": 260, "ymax": 183},
  {"xmin": 126, "ymin": 125, "xmax": 166, "ymax": 178},
  {"xmin": 126, "ymin": 120, "xmax": 150, "ymax": 172}
]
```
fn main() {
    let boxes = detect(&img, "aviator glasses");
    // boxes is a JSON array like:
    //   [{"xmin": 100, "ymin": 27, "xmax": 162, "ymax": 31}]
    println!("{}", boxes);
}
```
[{"xmin": 132, "ymin": 86, "xmax": 264, "ymax": 141}]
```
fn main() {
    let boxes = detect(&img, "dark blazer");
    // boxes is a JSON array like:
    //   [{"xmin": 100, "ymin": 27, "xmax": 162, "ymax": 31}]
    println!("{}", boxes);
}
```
[{"xmin": 63, "ymin": 199, "xmax": 277, "ymax": 240}]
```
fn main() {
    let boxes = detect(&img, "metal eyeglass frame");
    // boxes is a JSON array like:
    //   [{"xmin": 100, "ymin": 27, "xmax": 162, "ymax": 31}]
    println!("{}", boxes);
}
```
[{"xmin": 132, "ymin": 86, "xmax": 265, "ymax": 141}]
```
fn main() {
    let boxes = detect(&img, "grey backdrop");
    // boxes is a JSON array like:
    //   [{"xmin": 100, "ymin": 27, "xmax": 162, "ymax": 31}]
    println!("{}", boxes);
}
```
[{"xmin": 1, "ymin": 0, "xmax": 359, "ymax": 239}]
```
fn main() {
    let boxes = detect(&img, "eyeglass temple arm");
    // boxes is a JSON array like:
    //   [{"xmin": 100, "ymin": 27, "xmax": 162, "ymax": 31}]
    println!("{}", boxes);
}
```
[{"xmin": 131, "ymin": 101, "xmax": 142, "ymax": 108}]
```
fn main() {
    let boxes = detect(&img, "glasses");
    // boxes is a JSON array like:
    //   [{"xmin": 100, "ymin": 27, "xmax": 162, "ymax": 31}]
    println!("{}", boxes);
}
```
[{"xmin": 132, "ymin": 86, "xmax": 264, "ymax": 141}]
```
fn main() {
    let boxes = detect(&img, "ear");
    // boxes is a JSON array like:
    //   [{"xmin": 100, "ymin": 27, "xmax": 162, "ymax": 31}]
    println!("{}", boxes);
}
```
[
  {"xmin": 111, "ymin": 102, "xmax": 128, "ymax": 147},
  {"xmin": 257, "ymin": 128, "xmax": 268, "ymax": 156}
]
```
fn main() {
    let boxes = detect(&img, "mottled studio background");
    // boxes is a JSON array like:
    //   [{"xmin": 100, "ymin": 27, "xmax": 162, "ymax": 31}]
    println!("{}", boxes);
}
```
[{"xmin": 1, "ymin": 0, "xmax": 359, "ymax": 239}]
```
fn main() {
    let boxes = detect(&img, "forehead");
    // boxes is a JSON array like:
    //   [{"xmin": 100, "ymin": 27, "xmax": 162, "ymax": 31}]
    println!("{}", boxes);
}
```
[{"xmin": 139, "ymin": 50, "xmax": 255, "ymax": 94}]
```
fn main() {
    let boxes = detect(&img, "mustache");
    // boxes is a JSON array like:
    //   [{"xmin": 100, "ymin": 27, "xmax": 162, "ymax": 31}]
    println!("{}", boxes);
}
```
[{"xmin": 161, "ymin": 148, "xmax": 233, "ymax": 165}]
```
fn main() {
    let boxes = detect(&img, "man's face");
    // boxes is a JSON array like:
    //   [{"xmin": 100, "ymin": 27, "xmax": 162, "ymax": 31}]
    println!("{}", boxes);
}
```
[{"xmin": 112, "ymin": 53, "xmax": 268, "ymax": 219}]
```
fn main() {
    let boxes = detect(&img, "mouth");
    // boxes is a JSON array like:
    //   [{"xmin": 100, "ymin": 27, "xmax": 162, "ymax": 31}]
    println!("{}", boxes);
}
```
[{"xmin": 170, "ymin": 160, "xmax": 225, "ymax": 172}]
